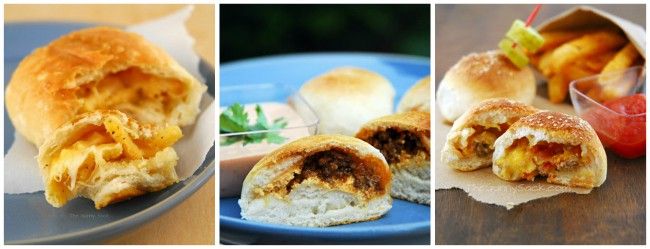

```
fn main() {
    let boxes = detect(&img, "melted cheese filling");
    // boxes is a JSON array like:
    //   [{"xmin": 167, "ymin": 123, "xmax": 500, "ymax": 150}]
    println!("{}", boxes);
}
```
[
  {"xmin": 496, "ymin": 138, "xmax": 585, "ymax": 181},
  {"xmin": 47, "ymin": 116, "xmax": 183, "ymax": 205},
  {"xmin": 75, "ymin": 68, "xmax": 186, "ymax": 124}
]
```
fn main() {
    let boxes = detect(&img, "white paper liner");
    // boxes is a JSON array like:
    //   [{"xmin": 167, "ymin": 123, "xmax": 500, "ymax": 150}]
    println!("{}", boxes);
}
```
[{"xmin": 4, "ymin": 5, "xmax": 215, "ymax": 194}]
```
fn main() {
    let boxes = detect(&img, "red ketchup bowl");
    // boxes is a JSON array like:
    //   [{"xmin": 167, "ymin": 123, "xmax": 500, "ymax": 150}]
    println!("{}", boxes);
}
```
[{"xmin": 569, "ymin": 66, "xmax": 646, "ymax": 159}]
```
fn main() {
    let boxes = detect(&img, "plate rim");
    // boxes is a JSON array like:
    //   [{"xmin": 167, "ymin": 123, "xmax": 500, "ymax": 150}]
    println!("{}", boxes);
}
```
[
  {"xmin": 220, "ymin": 200, "xmax": 430, "ymax": 239},
  {"xmin": 4, "ymin": 21, "xmax": 215, "ymax": 244},
  {"xmin": 218, "ymin": 52, "xmax": 431, "ymax": 241}
]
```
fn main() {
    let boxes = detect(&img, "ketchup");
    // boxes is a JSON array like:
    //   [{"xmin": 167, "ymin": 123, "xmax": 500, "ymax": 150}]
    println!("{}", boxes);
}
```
[{"xmin": 583, "ymin": 94, "xmax": 646, "ymax": 159}]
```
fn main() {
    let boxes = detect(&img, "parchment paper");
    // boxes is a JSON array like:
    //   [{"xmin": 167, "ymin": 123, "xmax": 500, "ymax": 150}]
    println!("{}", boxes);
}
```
[
  {"xmin": 435, "ymin": 6, "xmax": 645, "ymax": 209},
  {"xmin": 5, "ymin": 5, "xmax": 215, "ymax": 194}
]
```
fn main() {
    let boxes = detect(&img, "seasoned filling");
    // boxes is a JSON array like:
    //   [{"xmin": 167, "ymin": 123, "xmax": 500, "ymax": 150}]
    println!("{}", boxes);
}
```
[
  {"xmin": 72, "ymin": 68, "xmax": 187, "ymax": 123},
  {"xmin": 366, "ymin": 128, "xmax": 426, "ymax": 164},
  {"xmin": 47, "ymin": 117, "xmax": 183, "ymax": 204},
  {"xmin": 457, "ymin": 124, "xmax": 509, "ymax": 158},
  {"xmin": 497, "ymin": 138, "xmax": 584, "ymax": 180},
  {"xmin": 286, "ymin": 149, "xmax": 383, "ymax": 193},
  {"xmin": 531, "ymin": 141, "xmax": 583, "ymax": 174}
]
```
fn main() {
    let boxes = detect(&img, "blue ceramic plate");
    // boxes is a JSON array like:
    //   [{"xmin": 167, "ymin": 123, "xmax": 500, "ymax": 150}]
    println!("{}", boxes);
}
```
[
  {"xmin": 4, "ymin": 22, "xmax": 215, "ymax": 244},
  {"xmin": 220, "ymin": 53, "xmax": 431, "ymax": 245}
]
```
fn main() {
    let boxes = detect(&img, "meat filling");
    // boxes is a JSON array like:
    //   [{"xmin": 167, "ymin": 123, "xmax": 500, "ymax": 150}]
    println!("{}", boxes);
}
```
[
  {"xmin": 366, "ymin": 128, "xmax": 426, "ymax": 164},
  {"xmin": 531, "ymin": 141, "xmax": 583, "ymax": 174},
  {"xmin": 457, "ymin": 124, "xmax": 509, "ymax": 158},
  {"xmin": 286, "ymin": 149, "xmax": 382, "ymax": 194}
]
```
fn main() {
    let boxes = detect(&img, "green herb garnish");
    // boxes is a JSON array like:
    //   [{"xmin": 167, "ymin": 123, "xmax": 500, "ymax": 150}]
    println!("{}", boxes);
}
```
[{"xmin": 220, "ymin": 103, "xmax": 288, "ymax": 146}]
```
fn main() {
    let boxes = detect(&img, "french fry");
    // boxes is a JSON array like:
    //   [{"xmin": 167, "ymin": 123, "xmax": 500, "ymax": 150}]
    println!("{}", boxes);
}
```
[
  {"xmin": 562, "ymin": 62, "xmax": 597, "ymax": 82},
  {"xmin": 550, "ymin": 31, "xmax": 627, "ymax": 73},
  {"xmin": 584, "ymin": 51, "xmax": 616, "ymax": 72},
  {"xmin": 595, "ymin": 43, "xmax": 642, "ymax": 101},
  {"xmin": 599, "ymin": 43, "xmax": 640, "ymax": 77},
  {"xmin": 538, "ymin": 30, "xmax": 589, "ymax": 52},
  {"xmin": 537, "ymin": 50, "xmax": 555, "ymax": 77},
  {"xmin": 548, "ymin": 74, "xmax": 569, "ymax": 103}
]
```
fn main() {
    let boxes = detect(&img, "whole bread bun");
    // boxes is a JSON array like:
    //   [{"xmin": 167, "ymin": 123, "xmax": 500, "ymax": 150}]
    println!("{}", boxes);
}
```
[
  {"xmin": 6, "ymin": 26, "xmax": 206, "ymax": 146},
  {"xmin": 356, "ymin": 111, "xmax": 430, "ymax": 205},
  {"xmin": 397, "ymin": 76, "xmax": 430, "ymax": 113},
  {"xmin": 239, "ymin": 134, "xmax": 392, "ymax": 227},
  {"xmin": 295, "ymin": 67, "xmax": 395, "ymax": 136},
  {"xmin": 442, "ymin": 98, "xmax": 539, "ymax": 171},
  {"xmin": 436, "ymin": 50, "xmax": 536, "ymax": 122},
  {"xmin": 38, "ymin": 110, "xmax": 183, "ymax": 209},
  {"xmin": 492, "ymin": 111, "xmax": 607, "ymax": 188}
]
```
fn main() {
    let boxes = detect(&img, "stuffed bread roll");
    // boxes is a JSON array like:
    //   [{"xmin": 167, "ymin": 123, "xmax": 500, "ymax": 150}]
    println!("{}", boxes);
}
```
[
  {"xmin": 356, "ymin": 111, "xmax": 430, "ymax": 205},
  {"xmin": 397, "ymin": 76, "xmax": 430, "ymax": 113},
  {"xmin": 37, "ymin": 110, "xmax": 183, "ymax": 209},
  {"xmin": 239, "ymin": 135, "xmax": 392, "ymax": 227},
  {"xmin": 6, "ymin": 26, "xmax": 206, "ymax": 146},
  {"xmin": 442, "ymin": 98, "xmax": 539, "ymax": 171},
  {"xmin": 492, "ymin": 111, "xmax": 607, "ymax": 188}
]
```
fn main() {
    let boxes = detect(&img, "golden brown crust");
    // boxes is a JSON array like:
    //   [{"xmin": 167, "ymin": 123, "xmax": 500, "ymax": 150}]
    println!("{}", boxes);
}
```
[
  {"xmin": 447, "ymin": 51, "xmax": 532, "ymax": 94},
  {"xmin": 510, "ymin": 111, "xmax": 598, "ymax": 144},
  {"xmin": 355, "ymin": 111, "xmax": 431, "ymax": 142},
  {"xmin": 245, "ymin": 134, "xmax": 392, "ymax": 198},
  {"xmin": 6, "ymin": 26, "xmax": 205, "ymax": 146},
  {"xmin": 463, "ymin": 98, "xmax": 539, "ymax": 120}
]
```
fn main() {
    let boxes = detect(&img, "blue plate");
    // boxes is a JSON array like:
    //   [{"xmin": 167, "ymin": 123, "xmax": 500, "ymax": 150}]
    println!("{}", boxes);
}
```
[
  {"xmin": 4, "ymin": 22, "xmax": 215, "ymax": 244},
  {"xmin": 219, "ymin": 53, "xmax": 431, "ymax": 244}
]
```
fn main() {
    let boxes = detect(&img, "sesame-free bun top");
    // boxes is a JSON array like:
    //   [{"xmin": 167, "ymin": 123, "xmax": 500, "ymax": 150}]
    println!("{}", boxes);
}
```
[
  {"xmin": 295, "ymin": 67, "xmax": 395, "ymax": 136},
  {"xmin": 6, "ymin": 26, "xmax": 206, "ymax": 146},
  {"xmin": 436, "ymin": 50, "xmax": 536, "ymax": 122},
  {"xmin": 397, "ymin": 76, "xmax": 430, "ymax": 113}
]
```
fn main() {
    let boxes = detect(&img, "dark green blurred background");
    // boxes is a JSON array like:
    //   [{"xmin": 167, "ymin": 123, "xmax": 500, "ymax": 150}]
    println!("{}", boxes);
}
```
[{"xmin": 220, "ymin": 4, "xmax": 430, "ymax": 63}]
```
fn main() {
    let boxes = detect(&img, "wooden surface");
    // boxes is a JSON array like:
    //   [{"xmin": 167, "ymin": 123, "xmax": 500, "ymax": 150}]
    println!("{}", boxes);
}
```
[
  {"xmin": 5, "ymin": 4, "xmax": 215, "ymax": 244},
  {"xmin": 435, "ymin": 4, "xmax": 645, "ymax": 244}
]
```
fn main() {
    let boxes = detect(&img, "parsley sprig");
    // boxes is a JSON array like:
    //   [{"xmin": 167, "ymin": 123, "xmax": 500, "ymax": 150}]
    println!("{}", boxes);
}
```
[{"xmin": 220, "ymin": 103, "xmax": 288, "ymax": 146}]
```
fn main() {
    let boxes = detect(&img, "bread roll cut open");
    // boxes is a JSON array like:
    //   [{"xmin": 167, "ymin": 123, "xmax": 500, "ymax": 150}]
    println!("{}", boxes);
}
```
[
  {"xmin": 239, "ymin": 135, "xmax": 392, "ymax": 227},
  {"xmin": 442, "ymin": 98, "xmax": 539, "ymax": 171},
  {"xmin": 492, "ymin": 111, "xmax": 607, "ymax": 188},
  {"xmin": 356, "ymin": 111, "xmax": 431, "ymax": 205},
  {"xmin": 38, "ymin": 110, "xmax": 183, "ymax": 209},
  {"xmin": 6, "ymin": 26, "xmax": 206, "ymax": 146}
]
